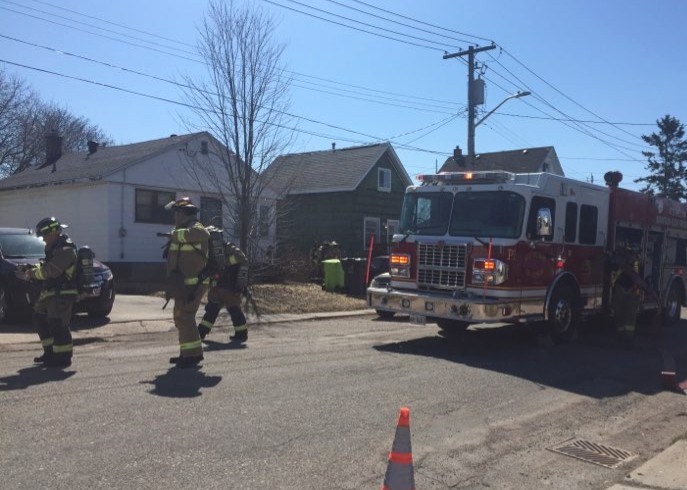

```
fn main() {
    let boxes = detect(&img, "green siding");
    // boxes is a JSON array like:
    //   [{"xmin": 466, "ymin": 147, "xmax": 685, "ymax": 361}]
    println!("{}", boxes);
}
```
[{"xmin": 277, "ymin": 153, "xmax": 407, "ymax": 258}]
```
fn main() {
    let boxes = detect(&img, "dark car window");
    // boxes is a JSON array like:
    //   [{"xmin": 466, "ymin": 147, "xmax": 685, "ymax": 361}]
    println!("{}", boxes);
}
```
[{"xmin": 0, "ymin": 233, "xmax": 46, "ymax": 258}]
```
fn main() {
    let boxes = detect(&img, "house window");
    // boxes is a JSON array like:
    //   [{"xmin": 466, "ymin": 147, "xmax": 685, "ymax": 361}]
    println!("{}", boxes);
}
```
[
  {"xmin": 259, "ymin": 205, "xmax": 270, "ymax": 238},
  {"xmin": 364, "ymin": 217, "xmax": 381, "ymax": 249},
  {"xmin": 385, "ymin": 219, "xmax": 399, "ymax": 244},
  {"xmin": 200, "ymin": 196, "xmax": 222, "ymax": 227},
  {"xmin": 135, "ymin": 189, "xmax": 175, "ymax": 224},
  {"xmin": 378, "ymin": 168, "xmax": 391, "ymax": 192}
]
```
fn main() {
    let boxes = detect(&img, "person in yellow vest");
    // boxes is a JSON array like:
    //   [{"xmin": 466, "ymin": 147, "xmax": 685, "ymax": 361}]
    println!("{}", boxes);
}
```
[
  {"xmin": 198, "ymin": 241, "xmax": 249, "ymax": 343},
  {"xmin": 610, "ymin": 246, "xmax": 657, "ymax": 343},
  {"xmin": 164, "ymin": 197, "xmax": 210, "ymax": 368},
  {"xmin": 15, "ymin": 217, "xmax": 78, "ymax": 368}
]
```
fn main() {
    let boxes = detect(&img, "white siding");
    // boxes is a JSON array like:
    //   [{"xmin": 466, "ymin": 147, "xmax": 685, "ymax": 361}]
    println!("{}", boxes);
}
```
[
  {"xmin": 0, "ymin": 134, "xmax": 279, "ymax": 264},
  {"xmin": 0, "ymin": 183, "xmax": 110, "ymax": 259}
]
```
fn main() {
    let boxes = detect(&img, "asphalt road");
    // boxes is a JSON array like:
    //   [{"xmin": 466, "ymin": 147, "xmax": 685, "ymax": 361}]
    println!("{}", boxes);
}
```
[{"xmin": 1, "ymin": 309, "xmax": 686, "ymax": 489}]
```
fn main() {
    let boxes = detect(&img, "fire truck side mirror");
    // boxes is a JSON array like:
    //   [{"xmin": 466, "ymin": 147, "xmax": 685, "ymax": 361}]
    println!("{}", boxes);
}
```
[{"xmin": 536, "ymin": 208, "xmax": 552, "ymax": 237}]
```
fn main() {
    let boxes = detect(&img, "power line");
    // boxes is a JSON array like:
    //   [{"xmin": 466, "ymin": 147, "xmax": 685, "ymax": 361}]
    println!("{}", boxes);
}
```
[
  {"xmin": 0, "ymin": 33, "xmax": 463, "ymax": 115},
  {"xmin": 348, "ymin": 0, "xmax": 495, "ymax": 44},
  {"xmin": 260, "ymin": 0, "xmax": 447, "ymax": 52},
  {"xmin": 0, "ymin": 58, "xmax": 452, "ymax": 157}
]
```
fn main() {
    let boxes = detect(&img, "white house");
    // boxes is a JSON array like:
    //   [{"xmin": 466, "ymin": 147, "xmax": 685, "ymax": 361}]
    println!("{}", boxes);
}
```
[{"xmin": 0, "ymin": 132, "xmax": 276, "ymax": 286}]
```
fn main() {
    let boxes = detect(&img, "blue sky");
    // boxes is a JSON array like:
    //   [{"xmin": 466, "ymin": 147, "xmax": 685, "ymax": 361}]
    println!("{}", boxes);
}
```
[{"xmin": 1, "ymin": 0, "xmax": 686, "ymax": 190}]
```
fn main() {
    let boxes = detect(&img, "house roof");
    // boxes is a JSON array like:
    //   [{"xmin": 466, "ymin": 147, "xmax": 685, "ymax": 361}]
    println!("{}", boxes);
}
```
[
  {"xmin": 262, "ymin": 142, "xmax": 412, "ymax": 195},
  {"xmin": 0, "ymin": 133, "xmax": 207, "ymax": 190},
  {"xmin": 439, "ymin": 146, "xmax": 563, "ymax": 175}
]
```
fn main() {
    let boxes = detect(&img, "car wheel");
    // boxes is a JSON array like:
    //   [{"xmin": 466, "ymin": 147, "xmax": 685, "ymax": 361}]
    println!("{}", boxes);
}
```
[
  {"xmin": 375, "ymin": 309, "xmax": 395, "ymax": 319},
  {"xmin": 87, "ymin": 282, "xmax": 115, "ymax": 318}
]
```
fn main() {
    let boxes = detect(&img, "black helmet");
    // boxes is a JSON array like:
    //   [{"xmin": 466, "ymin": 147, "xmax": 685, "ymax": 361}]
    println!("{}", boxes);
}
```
[
  {"xmin": 35, "ymin": 217, "xmax": 68, "ymax": 236},
  {"xmin": 164, "ymin": 197, "xmax": 198, "ymax": 213}
]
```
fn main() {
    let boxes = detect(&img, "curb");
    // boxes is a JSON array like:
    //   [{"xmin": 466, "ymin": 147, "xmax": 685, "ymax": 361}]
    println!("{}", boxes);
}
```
[{"xmin": 0, "ymin": 309, "xmax": 377, "ymax": 349}]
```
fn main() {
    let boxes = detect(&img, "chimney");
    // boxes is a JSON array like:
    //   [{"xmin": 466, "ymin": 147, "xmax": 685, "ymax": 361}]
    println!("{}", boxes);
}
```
[
  {"xmin": 87, "ymin": 140, "xmax": 99, "ymax": 154},
  {"xmin": 453, "ymin": 146, "xmax": 466, "ymax": 168},
  {"xmin": 331, "ymin": 142, "xmax": 336, "ymax": 151},
  {"xmin": 44, "ymin": 131, "xmax": 63, "ymax": 168}
]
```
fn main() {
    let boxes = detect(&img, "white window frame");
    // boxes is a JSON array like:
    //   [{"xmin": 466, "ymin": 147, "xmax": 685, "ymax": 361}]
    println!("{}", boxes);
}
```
[
  {"xmin": 378, "ymin": 168, "xmax": 391, "ymax": 192},
  {"xmin": 363, "ymin": 217, "xmax": 381, "ymax": 249}
]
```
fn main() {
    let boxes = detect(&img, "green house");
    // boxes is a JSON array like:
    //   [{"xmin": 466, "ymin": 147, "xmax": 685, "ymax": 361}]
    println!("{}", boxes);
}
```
[{"xmin": 263, "ymin": 142, "xmax": 412, "ymax": 259}]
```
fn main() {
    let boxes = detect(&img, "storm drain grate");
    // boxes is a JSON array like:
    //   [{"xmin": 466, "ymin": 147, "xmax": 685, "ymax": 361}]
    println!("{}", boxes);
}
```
[{"xmin": 548, "ymin": 438, "xmax": 637, "ymax": 469}]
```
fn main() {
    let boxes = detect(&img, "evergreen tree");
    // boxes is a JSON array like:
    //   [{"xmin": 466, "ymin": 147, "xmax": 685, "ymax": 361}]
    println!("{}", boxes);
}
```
[{"xmin": 634, "ymin": 115, "xmax": 687, "ymax": 200}]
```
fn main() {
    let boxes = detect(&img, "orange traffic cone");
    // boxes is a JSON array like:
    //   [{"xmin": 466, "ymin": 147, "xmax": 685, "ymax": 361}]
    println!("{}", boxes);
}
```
[{"xmin": 381, "ymin": 407, "xmax": 415, "ymax": 490}]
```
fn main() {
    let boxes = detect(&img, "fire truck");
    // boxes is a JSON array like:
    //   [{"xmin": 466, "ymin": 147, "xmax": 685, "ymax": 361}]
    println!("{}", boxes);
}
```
[{"xmin": 367, "ymin": 170, "xmax": 687, "ymax": 341}]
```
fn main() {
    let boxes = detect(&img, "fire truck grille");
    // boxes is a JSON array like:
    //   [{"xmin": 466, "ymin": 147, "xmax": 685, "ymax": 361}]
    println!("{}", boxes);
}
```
[{"xmin": 417, "ymin": 243, "xmax": 467, "ymax": 289}]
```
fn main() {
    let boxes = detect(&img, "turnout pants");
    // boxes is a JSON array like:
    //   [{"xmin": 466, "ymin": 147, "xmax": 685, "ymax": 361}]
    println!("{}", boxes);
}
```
[
  {"xmin": 200, "ymin": 287, "xmax": 247, "ymax": 336},
  {"xmin": 173, "ymin": 285, "xmax": 207, "ymax": 358},
  {"xmin": 33, "ymin": 294, "xmax": 76, "ymax": 362},
  {"xmin": 612, "ymin": 283, "xmax": 640, "ymax": 337}
]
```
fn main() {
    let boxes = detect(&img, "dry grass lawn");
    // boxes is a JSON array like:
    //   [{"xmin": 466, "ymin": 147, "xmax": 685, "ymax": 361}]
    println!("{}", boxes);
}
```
[
  {"xmin": 151, "ymin": 282, "xmax": 368, "ymax": 314},
  {"xmin": 249, "ymin": 282, "xmax": 368, "ymax": 314}
]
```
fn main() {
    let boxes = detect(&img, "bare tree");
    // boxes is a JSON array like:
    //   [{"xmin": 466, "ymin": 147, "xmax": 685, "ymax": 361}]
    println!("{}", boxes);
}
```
[
  {"xmin": 0, "ymin": 68, "xmax": 112, "ymax": 176},
  {"xmin": 179, "ymin": 0, "xmax": 293, "ymax": 256}
]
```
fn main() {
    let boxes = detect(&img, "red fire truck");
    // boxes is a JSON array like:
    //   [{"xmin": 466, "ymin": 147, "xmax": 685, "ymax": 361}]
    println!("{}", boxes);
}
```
[{"xmin": 367, "ymin": 170, "xmax": 687, "ymax": 341}]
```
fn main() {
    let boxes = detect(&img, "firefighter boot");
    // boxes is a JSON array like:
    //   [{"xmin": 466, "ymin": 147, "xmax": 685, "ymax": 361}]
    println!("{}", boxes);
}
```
[
  {"xmin": 198, "ymin": 324, "xmax": 211, "ymax": 340},
  {"xmin": 44, "ymin": 353, "xmax": 72, "ymax": 368},
  {"xmin": 174, "ymin": 355, "xmax": 204, "ymax": 368},
  {"xmin": 34, "ymin": 346, "xmax": 54, "ymax": 364},
  {"xmin": 230, "ymin": 329, "xmax": 247, "ymax": 343}
]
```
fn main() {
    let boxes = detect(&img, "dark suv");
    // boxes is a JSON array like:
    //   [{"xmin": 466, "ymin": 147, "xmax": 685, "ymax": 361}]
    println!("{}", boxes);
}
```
[{"xmin": 0, "ymin": 227, "xmax": 115, "ymax": 322}]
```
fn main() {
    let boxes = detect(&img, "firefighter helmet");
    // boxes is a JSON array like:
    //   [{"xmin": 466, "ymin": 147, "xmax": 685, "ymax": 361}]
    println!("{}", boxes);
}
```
[
  {"xmin": 164, "ymin": 197, "xmax": 198, "ymax": 212},
  {"xmin": 35, "ymin": 217, "xmax": 68, "ymax": 236}
]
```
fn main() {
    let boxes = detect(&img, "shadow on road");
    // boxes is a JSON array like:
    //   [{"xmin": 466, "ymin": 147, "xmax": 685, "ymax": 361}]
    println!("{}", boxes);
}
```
[
  {"xmin": 142, "ymin": 368, "xmax": 222, "ymax": 398},
  {"xmin": 374, "ymin": 318, "xmax": 687, "ymax": 399},
  {"xmin": 0, "ymin": 365, "xmax": 76, "ymax": 391},
  {"xmin": 203, "ymin": 339, "xmax": 248, "ymax": 351}
]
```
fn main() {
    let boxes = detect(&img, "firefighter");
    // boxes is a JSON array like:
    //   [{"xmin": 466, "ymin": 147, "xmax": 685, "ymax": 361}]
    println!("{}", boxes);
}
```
[
  {"xmin": 164, "ymin": 197, "xmax": 210, "ymax": 368},
  {"xmin": 15, "ymin": 217, "xmax": 78, "ymax": 368},
  {"xmin": 198, "ymin": 241, "xmax": 249, "ymax": 343},
  {"xmin": 610, "ymin": 246, "xmax": 657, "ymax": 342}
]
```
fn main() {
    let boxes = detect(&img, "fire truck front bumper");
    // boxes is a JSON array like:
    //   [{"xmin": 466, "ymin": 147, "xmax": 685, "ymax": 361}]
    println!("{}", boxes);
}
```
[{"xmin": 367, "ymin": 285, "xmax": 544, "ymax": 324}]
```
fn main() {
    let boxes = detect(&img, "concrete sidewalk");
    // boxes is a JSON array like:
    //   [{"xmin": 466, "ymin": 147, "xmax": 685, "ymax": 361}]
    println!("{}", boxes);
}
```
[{"xmin": 606, "ymin": 439, "xmax": 687, "ymax": 490}]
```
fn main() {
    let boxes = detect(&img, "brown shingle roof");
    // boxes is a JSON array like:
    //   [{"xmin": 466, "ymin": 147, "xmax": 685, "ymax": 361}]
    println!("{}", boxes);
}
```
[
  {"xmin": 263, "ymin": 142, "xmax": 411, "ymax": 195},
  {"xmin": 439, "ymin": 146, "xmax": 563, "ymax": 175},
  {"xmin": 0, "ymin": 133, "xmax": 206, "ymax": 190}
]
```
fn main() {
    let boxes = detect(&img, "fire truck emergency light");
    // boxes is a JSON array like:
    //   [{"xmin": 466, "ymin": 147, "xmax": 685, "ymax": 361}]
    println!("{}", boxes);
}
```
[{"xmin": 417, "ymin": 171, "xmax": 514, "ymax": 186}]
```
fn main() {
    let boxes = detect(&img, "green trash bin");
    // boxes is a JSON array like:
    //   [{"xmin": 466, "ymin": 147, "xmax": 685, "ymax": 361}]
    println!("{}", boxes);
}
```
[{"xmin": 322, "ymin": 259, "xmax": 345, "ymax": 292}]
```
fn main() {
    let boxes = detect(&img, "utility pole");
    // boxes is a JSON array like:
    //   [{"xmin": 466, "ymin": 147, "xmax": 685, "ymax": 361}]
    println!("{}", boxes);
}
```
[{"xmin": 444, "ymin": 44, "xmax": 496, "ymax": 167}]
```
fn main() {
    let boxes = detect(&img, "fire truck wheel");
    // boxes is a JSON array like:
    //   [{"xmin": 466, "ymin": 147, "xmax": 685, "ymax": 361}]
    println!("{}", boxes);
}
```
[
  {"xmin": 663, "ymin": 283, "xmax": 683, "ymax": 326},
  {"xmin": 436, "ymin": 319, "xmax": 470, "ymax": 335},
  {"xmin": 548, "ymin": 284, "xmax": 579, "ymax": 343}
]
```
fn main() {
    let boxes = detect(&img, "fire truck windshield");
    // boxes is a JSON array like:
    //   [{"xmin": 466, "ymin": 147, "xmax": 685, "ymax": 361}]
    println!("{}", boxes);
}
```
[
  {"xmin": 399, "ymin": 190, "xmax": 526, "ymax": 239},
  {"xmin": 399, "ymin": 191, "xmax": 453, "ymax": 236},
  {"xmin": 449, "ymin": 191, "xmax": 525, "ymax": 238}
]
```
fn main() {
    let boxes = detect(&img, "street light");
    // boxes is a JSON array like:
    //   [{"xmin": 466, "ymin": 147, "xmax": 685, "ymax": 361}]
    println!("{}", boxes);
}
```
[
  {"xmin": 468, "ymin": 91, "xmax": 532, "ymax": 166},
  {"xmin": 475, "ymin": 91, "xmax": 531, "ymax": 128}
]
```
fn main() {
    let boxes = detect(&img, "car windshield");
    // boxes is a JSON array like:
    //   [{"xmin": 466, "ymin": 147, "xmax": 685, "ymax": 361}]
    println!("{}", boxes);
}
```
[
  {"xmin": 0, "ymin": 233, "xmax": 46, "ymax": 258},
  {"xmin": 399, "ymin": 192, "xmax": 453, "ymax": 236},
  {"xmin": 449, "ymin": 191, "xmax": 526, "ymax": 238}
]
